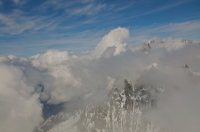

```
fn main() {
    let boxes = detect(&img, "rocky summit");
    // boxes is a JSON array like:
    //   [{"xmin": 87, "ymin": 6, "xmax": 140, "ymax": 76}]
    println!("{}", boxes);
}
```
[{"xmin": 36, "ymin": 80, "xmax": 166, "ymax": 132}]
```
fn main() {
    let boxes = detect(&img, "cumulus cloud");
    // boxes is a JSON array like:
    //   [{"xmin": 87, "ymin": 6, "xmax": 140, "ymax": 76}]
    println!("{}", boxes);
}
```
[
  {"xmin": 0, "ymin": 64, "xmax": 43, "ymax": 132},
  {"xmin": 93, "ymin": 27, "xmax": 129, "ymax": 58},
  {"xmin": 30, "ymin": 50, "xmax": 81, "ymax": 104},
  {"xmin": 0, "ymin": 27, "xmax": 200, "ymax": 132},
  {"xmin": 31, "ymin": 50, "xmax": 69, "ymax": 70}
]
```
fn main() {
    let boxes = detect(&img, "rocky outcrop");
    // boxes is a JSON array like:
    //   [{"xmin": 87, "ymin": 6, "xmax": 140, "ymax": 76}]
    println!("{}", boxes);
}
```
[{"xmin": 37, "ymin": 79, "xmax": 165, "ymax": 132}]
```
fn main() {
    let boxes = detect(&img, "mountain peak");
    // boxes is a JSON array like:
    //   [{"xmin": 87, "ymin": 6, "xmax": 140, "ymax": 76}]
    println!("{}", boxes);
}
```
[{"xmin": 37, "ymin": 80, "xmax": 162, "ymax": 132}]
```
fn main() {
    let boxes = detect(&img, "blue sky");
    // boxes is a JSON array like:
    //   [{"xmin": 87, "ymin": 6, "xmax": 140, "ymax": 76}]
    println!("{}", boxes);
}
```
[{"xmin": 0, "ymin": 0, "xmax": 200, "ymax": 57}]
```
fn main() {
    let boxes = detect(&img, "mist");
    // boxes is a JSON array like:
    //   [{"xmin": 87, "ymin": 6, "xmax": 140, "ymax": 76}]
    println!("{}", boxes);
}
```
[{"xmin": 0, "ymin": 27, "xmax": 200, "ymax": 132}]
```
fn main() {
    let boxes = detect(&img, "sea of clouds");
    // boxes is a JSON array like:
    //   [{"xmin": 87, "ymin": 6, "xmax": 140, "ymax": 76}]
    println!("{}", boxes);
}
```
[{"xmin": 0, "ymin": 27, "xmax": 200, "ymax": 132}]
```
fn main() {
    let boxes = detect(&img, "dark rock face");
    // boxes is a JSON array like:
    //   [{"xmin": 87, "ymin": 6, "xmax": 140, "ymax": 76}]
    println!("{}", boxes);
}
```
[
  {"xmin": 42, "ymin": 102, "xmax": 65, "ymax": 120},
  {"xmin": 37, "ymin": 80, "xmax": 165, "ymax": 132},
  {"xmin": 124, "ymin": 79, "xmax": 134, "ymax": 110}
]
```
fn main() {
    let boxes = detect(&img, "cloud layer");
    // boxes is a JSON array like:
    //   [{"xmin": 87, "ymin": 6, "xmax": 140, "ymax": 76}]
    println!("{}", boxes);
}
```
[
  {"xmin": 0, "ymin": 27, "xmax": 200, "ymax": 132},
  {"xmin": 0, "ymin": 64, "xmax": 43, "ymax": 132}
]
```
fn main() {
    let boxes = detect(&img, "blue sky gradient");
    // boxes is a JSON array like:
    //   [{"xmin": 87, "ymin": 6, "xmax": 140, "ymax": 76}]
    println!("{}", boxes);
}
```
[{"xmin": 0, "ymin": 0, "xmax": 200, "ymax": 57}]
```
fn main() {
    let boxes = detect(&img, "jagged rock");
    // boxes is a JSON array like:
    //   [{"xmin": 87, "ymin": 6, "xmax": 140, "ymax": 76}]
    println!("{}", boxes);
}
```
[
  {"xmin": 182, "ymin": 39, "xmax": 191, "ymax": 44},
  {"xmin": 183, "ymin": 64, "xmax": 189, "ymax": 68},
  {"xmin": 124, "ymin": 79, "xmax": 134, "ymax": 110},
  {"xmin": 36, "ymin": 80, "xmax": 166, "ymax": 132},
  {"xmin": 141, "ymin": 41, "xmax": 152, "ymax": 53}
]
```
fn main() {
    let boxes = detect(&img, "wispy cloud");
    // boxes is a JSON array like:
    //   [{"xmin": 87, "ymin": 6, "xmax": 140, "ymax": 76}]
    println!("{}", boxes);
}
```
[
  {"xmin": 12, "ymin": 0, "xmax": 30, "ymax": 6},
  {"xmin": 38, "ymin": 0, "xmax": 77, "ymax": 10},
  {"xmin": 128, "ymin": 20, "xmax": 200, "ymax": 44},
  {"xmin": 66, "ymin": 3, "xmax": 106, "ymax": 16},
  {"xmin": 116, "ymin": 2, "xmax": 134, "ymax": 11},
  {"xmin": 0, "ymin": 9, "xmax": 57, "ymax": 35},
  {"xmin": 0, "ymin": 0, "xmax": 192, "ymax": 36},
  {"xmin": 152, "ymin": 21, "xmax": 200, "ymax": 33},
  {"xmin": 38, "ymin": 0, "xmax": 106, "ymax": 16},
  {"xmin": 136, "ymin": 0, "xmax": 191, "ymax": 17},
  {"xmin": 1, "ymin": 20, "xmax": 200, "ymax": 57},
  {"xmin": 0, "ymin": 29, "xmax": 106, "ymax": 56},
  {"xmin": 0, "ymin": 0, "xmax": 199, "ymax": 57}
]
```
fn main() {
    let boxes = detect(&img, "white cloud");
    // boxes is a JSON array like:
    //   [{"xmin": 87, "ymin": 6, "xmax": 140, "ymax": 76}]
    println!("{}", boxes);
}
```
[
  {"xmin": 1, "ymin": 27, "xmax": 200, "ymax": 131},
  {"xmin": 127, "ymin": 20, "xmax": 200, "ymax": 46},
  {"xmin": 93, "ymin": 27, "xmax": 129, "ymax": 58},
  {"xmin": 12, "ymin": 0, "xmax": 30, "ymax": 5},
  {"xmin": 39, "ymin": 0, "xmax": 106, "ymax": 16},
  {"xmin": 0, "ymin": 64, "xmax": 43, "ymax": 132},
  {"xmin": 67, "ymin": 3, "xmax": 106, "ymax": 16},
  {"xmin": 145, "ymin": 67, "xmax": 200, "ymax": 132},
  {"xmin": 149, "ymin": 20, "xmax": 200, "ymax": 37},
  {"xmin": 106, "ymin": 76, "xmax": 115, "ymax": 90},
  {"xmin": 31, "ymin": 50, "xmax": 69, "ymax": 70},
  {"xmin": 30, "ymin": 50, "xmax": 82, "ymax": 104},
  {"xmin": 0, "ymin": 10, "xmax": 56, "ymax": 35}
]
